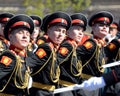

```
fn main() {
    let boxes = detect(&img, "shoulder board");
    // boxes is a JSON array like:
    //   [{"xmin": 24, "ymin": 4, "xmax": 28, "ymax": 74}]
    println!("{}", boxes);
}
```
[
  {"xmin": 58, "ymin": 47, "xmax": 69, "ymax": 56},
  {"xmin": 107, "ymin": 39, "xmax": 120, "ymax": 51},
  {"xmin": 35, "ymin": 43, "xmax": 52, "ymax": 58},
  {"xmin": 58, "ymin": 41, "xmax": 73, "ymax": 56},
  {"xmin": 83, "ymin": 39, "xmax": 96, "ymax": 49},
  {"xmin": 36, "ymin": 36, "xmax": 47, "ymax": 45},
  {"xmin": 36, "ymin": 39, "xmax": 45, "ymax": 45},
  {"xmin": 35, "ymin": 48, "xmax": 46, "ymax": 58},
  {"xmin": 0, "ymin": 50, "xmax": 16, "ymax": 67}
]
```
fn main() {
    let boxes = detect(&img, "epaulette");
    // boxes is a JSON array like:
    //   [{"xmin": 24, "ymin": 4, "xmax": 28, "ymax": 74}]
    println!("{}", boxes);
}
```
[
  {"xmin": 107, "ymin": 39, "xmax": 120, "ymax": 51},
  {"xmin": 83, "ymin": 39, "xmax": 96, "ymax": 49},
  {"xmin": 76, "ymin": 39, "xmax": 97, "ymax": 61},
  {"xmin": 35, "ymin": 43, "xmax": 52, "ymax": 59},
  {"xmin": 58, "ymin": 47, "xmax": 69, "ymax": 56},
  {"xmin": 28, "ymin": 43, "xmax": 56, "ymax": 77},
  {"xmin": 36, "ymin": 36, "xmax": 47, "ymax": 45},
  {"xmin": 57, "ymin": 41, "xmax": 74, "ymax": 65},
  {"xmin": 105, "ymin": 39, "xmax": 120, "ymax": 60},
  {"xmin": 58, "ymin": 40, "xmax": 83, "ymax": 77},
  {"xmin": 0, "ymin": 50, "xmax": 18, "ymax": 91},
  {"xmin": 77, "ymin": 38, "xmax": 106, "ymax": 74},
  {"xmin": 0, "ymin": 50, "xmax": 16, "ymax": 67},
  {"xmin": 0, "ymin": 50, "xmax": 16, "ymax": 81},
  {"xmin": 59, "ymin": 41, "xmax": 73, "ymax": 56}
]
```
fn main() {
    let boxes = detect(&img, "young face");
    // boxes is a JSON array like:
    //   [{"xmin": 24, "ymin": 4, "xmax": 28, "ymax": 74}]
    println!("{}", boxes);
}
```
[
  {"xmin": 92, "ymin": 23, "xmax": 109, "ymax": 39},
  {"xmin": 9, "ymin": 28, "xmax": 30, "ymax": 49},
  {"xmin": 31, "ymin": 26, "xmax": 40, "ymax": 40},
  {"xmin": 67, "ymin": 26, "xmax": 84, "ymax": 43},
  {"xmin": 0, "ymin": 23, "xmax": 5, "ymax": 36},
  {"xmin": 47, "ymin": 25, "xmax": 67, "ymax": 45},
  {"xmin": 109, "ymin": 28, "xmax": 118, "ymax": 37}
]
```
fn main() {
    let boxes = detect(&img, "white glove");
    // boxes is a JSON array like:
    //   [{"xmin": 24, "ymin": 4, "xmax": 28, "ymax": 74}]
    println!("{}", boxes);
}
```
[
  {"xmin": 80, "ymin": 77, "xmax": 106, "ymax": 91},
  {"xmin": 28, "ymin": 76, "xmax": 33, "ymax": 89}
]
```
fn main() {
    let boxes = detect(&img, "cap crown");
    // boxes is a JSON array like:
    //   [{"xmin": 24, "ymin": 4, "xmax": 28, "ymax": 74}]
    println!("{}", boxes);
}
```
[
  {"xmin": 0, "ymin": 12, "xmax": 14, "ymax": 23},
  {"xmin": 30, "ymin": 15, "xmax": 42, "ymax": 27},
  {"xmin": 71, "ymin": 13, "xmax": 87, "ymax": 31},
  {"xmin": 4, "ymin": 14, "xmax": 34, "ymax": 40},
  {"xmin": 41, "ymin": 11, "xmax": 71, "ymax": 32},
  {"xmin": 89, "ymin": 11, "xmax": 113, "ymax": 26}
]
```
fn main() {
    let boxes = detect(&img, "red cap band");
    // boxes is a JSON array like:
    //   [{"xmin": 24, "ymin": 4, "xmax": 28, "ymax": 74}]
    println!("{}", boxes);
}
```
[
  {"xmin": 110, "ymin": 23, "xmax": 117, "ymax": 28},
  {"xmin": 33, "ymin": 20, "xmax": 39, "ymax": 25},
  {"xmin": 49, "ymin": 18, "xmax": 67, "ymax": 25},
  {"xmin": 92, "ymin": 17, "xmax": 110, "ymax": 25},
  {"xmin": 10, "ymin": 21, "xmax": 30, "ymax": 28},
  {"xmin": 72, "ymin": 19, "xmax": 84, "ymax": 25},
  {"xmin": 0, "ymin": 17, "xmax": 10, "ymax": 22}
]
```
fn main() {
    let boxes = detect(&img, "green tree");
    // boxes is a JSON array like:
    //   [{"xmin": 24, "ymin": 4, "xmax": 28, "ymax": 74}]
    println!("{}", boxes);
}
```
[
  {"xmin": 23, "ymin": 0, "xmax": 44, "ymax": 16},
  {"xmin": 23, "ymin": 0, "xmax": 91, "ymax": 17},
  {"xmin": 70, "ymin": 0, "xmax": 91, "ymax": 12}
]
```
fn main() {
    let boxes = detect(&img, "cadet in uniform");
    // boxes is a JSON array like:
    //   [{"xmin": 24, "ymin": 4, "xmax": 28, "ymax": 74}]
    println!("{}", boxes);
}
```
[
  {"xmin": 76, "ymin": 11, "xmax": 120, "ymax": 96},
  {"xmin": 104, "ymin": 22, "xmax": 119, "ymax": 44},
  {"xmin": 30, "ymin": 15, "xmax": 42, "ymax": 44},
  {"xmin": 0, "ymin": 12, "xmax": 14, "ymax": 53},
  {"xmin": 67, "ymin": 13, "xmax": 88, "ymax": 45},
  {"xmin": 27, "ymin": 11, "xmax": 71, "ymax": 96},
  {"xmin": 76, "ymin": 60, "xmax": 120, "ymax": 93},
  {"xmin": 74, "ymin": 17, "xmax": 120, "ymax": 93},
  {"xmin": 102, "ymin": 21, "xmax": 120, "ymax": 96},
  {"xmin": 0, "ymin": 14, "xmax": 34, "ymax": 96},
  {"xmin": 109, "ymin": 22, "xmax": 119, "ymax": 39},
  {"xmin": 56, "ymin": 13, "xmax": 87, "ymax": 96},
  {"xmin": 36, "ymin": 14, "xmax": 50, "ymax": 45},
  {"xmin": 27, "ymin": 15, "xmax": 42, "ymax": 55}
]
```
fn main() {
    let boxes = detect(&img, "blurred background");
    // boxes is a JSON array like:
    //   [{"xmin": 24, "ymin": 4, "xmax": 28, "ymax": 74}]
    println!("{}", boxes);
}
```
[{"xmin": 0, "ymin": 0, "xmax": 120, "ymax": 32}]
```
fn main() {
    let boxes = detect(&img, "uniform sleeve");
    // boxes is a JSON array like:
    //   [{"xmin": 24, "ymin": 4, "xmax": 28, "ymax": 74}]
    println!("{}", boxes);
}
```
[
  {"xmin": 105, "ymin": 39, "xmax": 120, "ymax": 61},
  {"xmin": 0, "ymin": 50, "xmax": 16, "ymax": 80},
  {"xmin": 102, "ymin": 67, "xmax": 120, "ymax": 86},
  {"xmin": 36, "ymin": 36, "xmax": 47, "ymax": 45},
  {"xmin": 26, "ymin": 43, "xmax": 53, "ymax": 75},
  {"xmin": 76, "ymin": 39, "xmax": 97, "ymax": 60},
  {"xmin": 57, "ymin": 41, "xmax": 73, "ymax": 64}
]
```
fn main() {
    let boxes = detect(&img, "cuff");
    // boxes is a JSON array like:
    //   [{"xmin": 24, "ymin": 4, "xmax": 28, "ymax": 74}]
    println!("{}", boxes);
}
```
[{"xmin": 102, "ymin": 70, "xmax": 118, "ymax": 86}]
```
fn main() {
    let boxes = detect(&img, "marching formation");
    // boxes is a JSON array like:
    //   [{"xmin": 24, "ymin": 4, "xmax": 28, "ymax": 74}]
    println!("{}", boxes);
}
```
[{"xmin": 0, "ymin": 11, "xmax": 120, "ymax": 96}]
